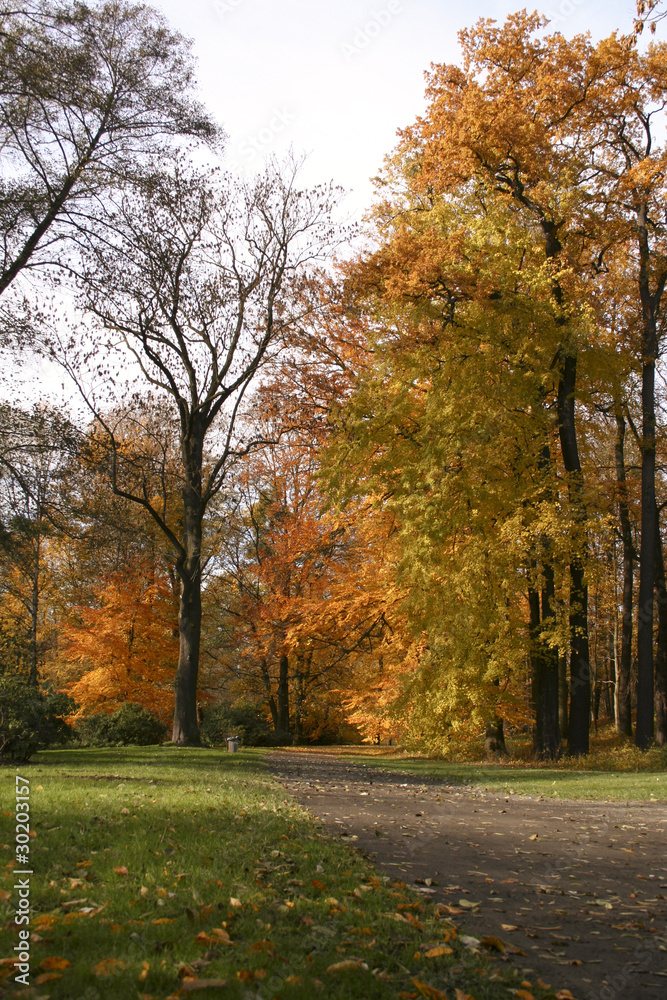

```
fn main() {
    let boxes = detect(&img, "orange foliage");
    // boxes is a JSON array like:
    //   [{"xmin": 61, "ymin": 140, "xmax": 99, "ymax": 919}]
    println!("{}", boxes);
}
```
[{"xmin": 63, "ymin": 559, "xmax": 179, "ymax": 723}]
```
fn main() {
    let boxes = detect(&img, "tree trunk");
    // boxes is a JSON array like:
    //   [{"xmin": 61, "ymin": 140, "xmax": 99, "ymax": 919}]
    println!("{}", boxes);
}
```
[
  {"xmin": 636, "ymin": 204, "xmax": 658, "ymax": 748},
  {"xmin": 277, "ymin": 653, "xmax": 290, "ymax": 742},
  {"xmin": 614, "ymin": 406, "xmax": 633, "ymax": 736},
  {"xmin": 260, "ymin": 660, "xmax": 280, "ymax": 733},
  {"xmin": 557, "ymin": 350, "xmax": 590, "ymax": 756},
  {"xmin": 172, "ymin": 466, "xmax": 203, "ymax": 746},
  {"xmin": 654, "ymin": 505, "xmax": 667, "ymax": 746},
  {"xmin": 484, "ymin": 717, "xmax": 508, "ymax": 759},
  {"xmin": 558, "ymin": 651, "xmax": 568, "ymax": 739},
  {"xmin": 530, "ymin": 565, "xmax": 561, "ymax": 760},
  {"xmin": 28, "ymin": 527, "xmax": 41, "ymax": 686},
  {"xmin": 294, "ymin": 653, "xmax": 305, "ymax": 745}
]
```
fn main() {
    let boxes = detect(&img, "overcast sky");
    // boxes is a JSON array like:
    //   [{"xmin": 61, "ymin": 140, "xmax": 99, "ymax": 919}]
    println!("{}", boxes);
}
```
[{"xmin": 153, "ymin": 0, "xmax": 639, "ymax": 220}]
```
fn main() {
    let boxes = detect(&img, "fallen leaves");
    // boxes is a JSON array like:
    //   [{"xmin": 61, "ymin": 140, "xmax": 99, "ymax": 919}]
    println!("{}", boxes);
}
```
[
  {"xmin": 480, "ymin": 936, "xmax": 506, "ymax": 953},
  {"xmin": 195, "ymin": 928, "xmax": 234, "ymax": 947},
  {"xmin": 38, "ymin": 957, "xmax": 71, "ymax": 971},
  {"xmin": 435, "ymin": 903, "xmax": 463, "ymax": 916},
  {"xmin": 327, "ymin": 959, "xmax": 367, "ymax": 973},
  {"xmin": 93, "ymin": 957, "xmax": 126, "ymax": 977},
  {"xmin": 424, "ymin": 946, "xmax": 453, "ymax": 958},
  {"xmin": 35, "ymin": 972, "xmax": 65, "ymax": 987},
  {"xmin": 180, "ymin": 978, "xmax": 229, "ymax": 992},
  {"xmin": 237, "ymin": 969, "xmax": 267, "ymax": 982},
  {"xmin": 412, "ymin": 978, "xmax": 450, "ymax": 999},
  {"xmin": 113, "ymin": 865, "xmax": 129, "ymax": 876}
]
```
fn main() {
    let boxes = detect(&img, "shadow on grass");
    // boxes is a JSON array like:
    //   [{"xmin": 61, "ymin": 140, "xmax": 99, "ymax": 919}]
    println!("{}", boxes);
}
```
[{"xmin": 26, "ymin": 745, "xmax": 267, "ymax": 778}]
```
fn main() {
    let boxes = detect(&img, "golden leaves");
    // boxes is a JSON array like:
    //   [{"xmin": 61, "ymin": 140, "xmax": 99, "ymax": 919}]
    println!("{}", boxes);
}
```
[
  {"xmin": 39, "ymin": 957, "xmax": 71, "ymax": 971},
  {"xmin": 93, "ymin": 957, "xmax": 126, "ymax": 977}
]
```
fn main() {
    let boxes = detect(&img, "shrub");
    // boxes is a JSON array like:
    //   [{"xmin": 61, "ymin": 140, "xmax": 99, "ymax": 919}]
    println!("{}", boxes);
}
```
[
  {"xmin": 0, "ymin": 677, "xmax": 75, "ymax": 762},
  {"xmin": 76, "ymin": 703, "xmax": 167, "ymax": 747},
  {"xmin": 200, "ymin": 704, "xmax": 271, "ymax": 748}
]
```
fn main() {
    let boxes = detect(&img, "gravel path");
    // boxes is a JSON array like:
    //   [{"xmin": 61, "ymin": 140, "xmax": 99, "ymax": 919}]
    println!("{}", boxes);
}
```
[{"xmin": 268, "ymin": 751, "xmax": 667, "ymax": 1000}]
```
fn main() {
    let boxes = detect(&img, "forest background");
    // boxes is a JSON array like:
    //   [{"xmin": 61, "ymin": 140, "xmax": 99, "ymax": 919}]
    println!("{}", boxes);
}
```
[{"xmin": 2, "ymin": 0, "xmax": 667, "ymax": 762}]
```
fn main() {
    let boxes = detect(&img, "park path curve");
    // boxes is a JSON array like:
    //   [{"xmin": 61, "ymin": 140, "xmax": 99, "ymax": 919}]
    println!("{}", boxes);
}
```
[{"xmin": 268, "ymin": 750, "xmax": 667, "ymax": 1000}]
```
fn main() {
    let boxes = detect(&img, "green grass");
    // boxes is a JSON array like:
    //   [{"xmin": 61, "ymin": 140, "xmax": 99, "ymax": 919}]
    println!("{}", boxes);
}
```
[
  {"xmin": 1, "ymin": 747, "xmax": 558, "ymax": 1000},
  {"xmin": 342, "ymin": 754, "xmax": 667, "ymax": 801}
]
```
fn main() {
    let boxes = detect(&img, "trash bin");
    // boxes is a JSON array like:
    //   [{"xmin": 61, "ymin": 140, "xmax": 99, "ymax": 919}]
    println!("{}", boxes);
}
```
[{"xmin": 226, "ymin": 736, "xmax": 239, "ymax": 753}]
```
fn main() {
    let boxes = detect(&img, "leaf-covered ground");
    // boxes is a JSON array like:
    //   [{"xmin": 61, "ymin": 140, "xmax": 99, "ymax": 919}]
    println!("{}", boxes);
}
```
[
  {"xmin": 336, "ymin": 752, "xmax": 667, "ymax": 802},
  {"xmin": 268, "ymin": 750, "xmax": 667, "ymax": 1000},
  {"xmin": 1, "ymin": 747, "xmax": 562, "ymax": 1000}
]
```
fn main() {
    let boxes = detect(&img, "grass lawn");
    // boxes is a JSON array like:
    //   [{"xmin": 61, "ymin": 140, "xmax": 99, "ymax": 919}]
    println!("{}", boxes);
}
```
[
  {"xmin": 0, "ymin": 747, "xmax": 566, "ymax": 1000},
  {"xmin": 340, "ymin": 754, "xmax": 667, "ymax": 801}
]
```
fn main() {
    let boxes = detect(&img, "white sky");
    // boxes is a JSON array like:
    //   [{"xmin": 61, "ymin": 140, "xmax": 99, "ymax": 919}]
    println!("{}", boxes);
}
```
[
  {"xmin": 2, "ymin": 0, "xmax": 643, "ymax": 409},
  {"xmin": 154, "ymin": 0, "xmax": 638, "ymax": 221}
]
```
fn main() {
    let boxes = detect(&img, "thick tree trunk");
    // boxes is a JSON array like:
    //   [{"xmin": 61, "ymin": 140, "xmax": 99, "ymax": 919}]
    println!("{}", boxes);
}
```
[
  {"xmin": 260, "ymin": 660, "xmax": 280, "ymax": 733},
  {"xmin": 614, "ymin": 406, "xmax": 633, "ymax": 737},
  {"xmin": 558, "ymin": 651, "xmax": 568, "ymax": 739},
  {"xmin": 557, "ymin": 351, "xmax": 590, "ymax": 756},
  {"xmin": 636, "ymin": 205, "xmax": 658, "ymax": 748},
  {"xmin": 530, "ymin": 566, "xmax": 561, "ymax": 760},
  {"xmin": 172, "ymin": 461, "xmax": 204, "ymax": 746},
  {"xmin": 277, "ymin": 653, "xmax": 290, "ymax": 742},
  {"xmin": 293, "ymin": 653, "xmax": 305, "ymax": 745},
  {"xmin": 172, "ymin": 564, "xmax": 202, "ymax": 744},
  {"xmin": 654, "ymin": 506, "xmax": 667, "ymax": 746},
  {"xmin": 484, "ymin": 717, "xmax": 508, "ymax": 759}
]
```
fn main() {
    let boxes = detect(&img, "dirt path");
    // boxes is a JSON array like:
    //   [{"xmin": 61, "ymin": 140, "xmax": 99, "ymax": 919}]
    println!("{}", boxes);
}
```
[{"xmin": 268, "ymin": 751, "xmax": 667, "ymax": 1000}]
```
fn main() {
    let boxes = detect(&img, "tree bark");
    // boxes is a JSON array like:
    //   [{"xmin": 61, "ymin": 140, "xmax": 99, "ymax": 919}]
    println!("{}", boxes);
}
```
[
  {"xmin": 277, "ymin": 653, "xmax": 290, "ymax": 742},
  {"xmin": 530, "ymin": 564, "xmax": 561, "ymax": 759},
  {"xmin": 636, "ymin": 205, "xmax": 659, "ymax": 748},
  {"xmin": 28, "ymin": 527, "xmax": 41, "ymax": 686},
  {"xmin": 558, "ymin": 651, "xmax": 568, "ymax": 739},
  {"xmin": 293, "ymin": 653, "xmax": 305, "ymax": 745},
  {"xmin": 172, "ymin": 459, "xmax": 203, "ymax": 746},
  {"xmin": 260, "ymin": 660, "xmax": 280, "ymax": 733},
  {"xmin": 484, "ymin": 717, "xmax": 508, "ymax": 759},
  {"xmin": 614, "ymin": 405, "xmax": 633, "ymax": 737},
  {"xmin": 654, "ymin": 505, "xmax": 667, "ymax": 746},
  {"xmin": 557, "ymin": 350, "xmax": 590, "ymax": 755}
]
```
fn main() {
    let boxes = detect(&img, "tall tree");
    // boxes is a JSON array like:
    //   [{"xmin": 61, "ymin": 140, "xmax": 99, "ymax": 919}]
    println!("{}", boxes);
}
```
[
  {"xmin": 54, "ymin": 160, "xmax": 339, "ymax": 745},
  {"xmin": 0, "ymin": 0, "xmax": 218, "ymax": 305}
]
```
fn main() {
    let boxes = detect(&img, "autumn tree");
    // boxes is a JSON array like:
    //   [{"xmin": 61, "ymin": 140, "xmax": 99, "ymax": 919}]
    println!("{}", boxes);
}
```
[
  {"xmin": 210, "ymin": 428, "xmax": 399, "ymax": 744},
  {"xmin": 0, "ymin": 0, "xmax": 218, "ymax": 307},
  {"xmin": 63, "ymin": 556, "xmax": 179, "ymax": 724},
  {"xmin": 52, "ymin": 159, "xmax": 339, "ymax": 745},
  {"xmin": 0, "ymin": 404, "xmax": 78, "ymax": 683},
  {"xmin": 363, "ymin": 11, "xmax": 667, "ymax": 751}
]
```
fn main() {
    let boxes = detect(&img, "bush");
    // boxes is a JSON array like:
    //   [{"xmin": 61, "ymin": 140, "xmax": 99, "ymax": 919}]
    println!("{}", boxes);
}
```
[
  {"xmin": 76, "ymin": 703, "xmax": 167, "ymax": 747},
  {"xmin": 0, "ymin": 677, "xmax": 75, "ymax": 762},
  {"xmin": 200, "ymin": 703, "xmax": 271, "ymax": 748}
]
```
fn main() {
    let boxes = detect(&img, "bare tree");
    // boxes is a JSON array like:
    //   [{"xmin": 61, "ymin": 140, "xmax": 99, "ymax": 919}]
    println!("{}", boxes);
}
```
[
  {"xmin": 0, "ymin": 0, "xmax": 219, "ymax": 302},
  {"xmin": 53, "ymin": 158, "xmax": 340, "ymax": 745}
]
